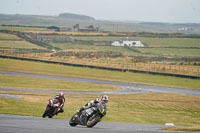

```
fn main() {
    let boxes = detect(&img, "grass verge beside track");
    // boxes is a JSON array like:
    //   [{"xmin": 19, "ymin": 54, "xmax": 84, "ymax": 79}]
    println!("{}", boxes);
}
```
[
  {"xmin": 0, "ymin": 90, "xmax": 200, "ymax": 130},
  {"xmin": 0, "ymin": 74, "xmax": 118, "ymax": 91},
  {"xmin": 0, "ymin": 58, "xmax": 200, "ymax": 90}
]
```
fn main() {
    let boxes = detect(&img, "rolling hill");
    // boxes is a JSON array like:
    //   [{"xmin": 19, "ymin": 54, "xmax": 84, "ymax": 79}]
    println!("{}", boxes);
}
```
[{"xmin": 0, "ymin": 13, "xmax": 200, "ymax": 34}]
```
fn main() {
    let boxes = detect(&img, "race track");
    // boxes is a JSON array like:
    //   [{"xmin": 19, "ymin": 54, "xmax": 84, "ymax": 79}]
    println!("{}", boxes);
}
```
[
  {"xmin": 0, "ymin": 70, "xmax": 200, "ymax": 96},
  {"xmin": 0, "ymin": 114, "xmax": 181, "ymax": 133}
]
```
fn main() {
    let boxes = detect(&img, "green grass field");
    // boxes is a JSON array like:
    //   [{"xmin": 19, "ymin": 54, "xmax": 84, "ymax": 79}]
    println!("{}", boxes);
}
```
[
  {"xmin": 0, "ymin": 40, "xmax": 45, "ymax": 49},
  {"xmin": 73, "ymin": 36, "xmax": 118, "ymax": 41},
  {"xmin": 0, "ymin": 33, "xmax": 21, "ymax": 40},
  {"xmin": 137, "ymin": 37, "xmax": 200, "ymax": 48},
  {"xmin": 73, "ymin": 36, "xmax": 200, "ymax": 48},
  {"xmin": 0, "ymin": 74, "xmax": 118, "ymax": 91},
  {"xmin": 50, "ymin": 42, "xmax": 144, "ymax": 56},
  {"xmin": 51, "ymin": 40, "xmax": 200, "ymax": 58},
  {"xmin": 0, "ymin": 33, "xmax": 46, "ymax": 49},
  {"xmin": 71, "ymin": 36, "xmax": 200, "ymax": 58},
  {"xmin": 137, "ymin": 47, "xmax": 200, "ymax": 57},
  {"xmin": 0, "ymin": 58, "xmax": 200, "ymax": 90}
]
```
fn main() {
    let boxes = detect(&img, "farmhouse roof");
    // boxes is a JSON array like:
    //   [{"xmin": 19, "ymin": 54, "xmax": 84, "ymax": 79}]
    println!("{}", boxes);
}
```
[{"xmin": 112, "ymin": 37, "xmax": 139, "ymax": 42}]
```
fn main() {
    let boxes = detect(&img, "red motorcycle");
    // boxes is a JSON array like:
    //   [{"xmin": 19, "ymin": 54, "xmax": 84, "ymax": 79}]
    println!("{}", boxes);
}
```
[{"xmin": 42, "ymin": 99, "xmax": 60, "ymax": 118}]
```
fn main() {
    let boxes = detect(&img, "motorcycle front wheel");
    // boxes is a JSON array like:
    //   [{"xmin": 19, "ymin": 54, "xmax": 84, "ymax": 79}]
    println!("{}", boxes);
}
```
[
  {"xmin": 42, "ymin": 106, "xmax": 51, "ymax": 118},
  {"xmin": 69, "ymin": 114, "xmax": 78, "ymax": 127},
  {"xmin": 42, "ymin": 106, "xmax": 55, "ymax": 118}
]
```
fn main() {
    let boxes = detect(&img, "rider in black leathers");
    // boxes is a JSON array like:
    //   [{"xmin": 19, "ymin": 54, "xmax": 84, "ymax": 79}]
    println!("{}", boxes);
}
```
[{"xmin": 77, "ymin": 95, "xmax": 108, "ymax": 117}]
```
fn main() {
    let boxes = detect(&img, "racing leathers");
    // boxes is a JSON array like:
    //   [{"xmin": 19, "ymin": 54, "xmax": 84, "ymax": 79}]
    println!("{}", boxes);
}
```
[
  {"xmin": 77, "ymin": 98, "xmax": 106, "ymax": 117},
  {"xmin": 54, "ymin": 95, "xmax": 65, "ymax": 114}
]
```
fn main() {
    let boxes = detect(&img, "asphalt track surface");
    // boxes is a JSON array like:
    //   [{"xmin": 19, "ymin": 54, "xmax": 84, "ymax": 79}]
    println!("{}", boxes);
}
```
[
  {"xmin": 0, "ymin": 114, "xmax": 190, "ymax": 133},
  {"xmin": 0, "ymin": 70, "xmax": 200, "ymax": 96}
]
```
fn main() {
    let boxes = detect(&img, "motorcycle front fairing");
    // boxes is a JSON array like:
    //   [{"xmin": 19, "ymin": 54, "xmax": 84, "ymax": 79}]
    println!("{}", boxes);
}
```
[
  {"xmin": 77, "ymin": 108, "xmax": 94, "ymax": 125},
  {"xmin": 80, "ymin": 104, "xmax": 104, "ymax": 125},
  {"xmin": 42, "ymin": 99, "xmax": 60, "ymax": 118},
  {"xmin": 69, "ymin": 102, "xmax": 107, "ymax": 127}
]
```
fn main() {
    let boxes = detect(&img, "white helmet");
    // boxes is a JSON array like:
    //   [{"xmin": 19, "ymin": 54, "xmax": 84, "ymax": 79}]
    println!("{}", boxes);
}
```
[
  {"xmin": 101, "ymin": 95, "xmax": 108, "ymax": 104},
  {"xmin": 59, "ymin": 92, "xmax": 64, "ymax": 97}
]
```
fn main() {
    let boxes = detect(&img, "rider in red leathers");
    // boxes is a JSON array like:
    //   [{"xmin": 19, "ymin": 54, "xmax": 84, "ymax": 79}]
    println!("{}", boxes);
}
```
[
  {"xmin": 54, "ymin": 92, "xmax": 65, "ymax": 115},
  {"xmin": 46, "ymin": 92, "xmax": 65, "ymax": 116}
]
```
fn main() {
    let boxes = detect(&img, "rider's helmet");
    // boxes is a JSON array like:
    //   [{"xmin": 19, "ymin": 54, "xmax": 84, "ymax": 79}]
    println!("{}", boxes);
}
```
[
  {"xmin": 59, "ymin": 92, "xmax": 64, "ymax": 97},
  {"xmin": 101, "ymin": 95, "xmax": 109, "ymax": 104}
]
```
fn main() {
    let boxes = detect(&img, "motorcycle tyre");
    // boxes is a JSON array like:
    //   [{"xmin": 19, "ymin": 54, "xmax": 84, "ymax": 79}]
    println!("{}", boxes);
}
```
[
  {"xmin": 86, "ymin": 115, "xmax": 100, "ymax": 128},
  {"xmin": 69, "ymin": 114, "xmax": 78, "ymax": 127},
  {"xmin": 42, "ymin": 106, "xmax": 53, "ymax": 118}
]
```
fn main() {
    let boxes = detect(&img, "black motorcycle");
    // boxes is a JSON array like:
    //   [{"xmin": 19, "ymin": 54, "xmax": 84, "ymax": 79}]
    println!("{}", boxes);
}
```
[
  {"xmin": 42, "ymin": 99, "xmax": 60, "ymax": 118},
  {"xmin": 69, "ymin": 102, "xmax": 106, "ymax": 128}
]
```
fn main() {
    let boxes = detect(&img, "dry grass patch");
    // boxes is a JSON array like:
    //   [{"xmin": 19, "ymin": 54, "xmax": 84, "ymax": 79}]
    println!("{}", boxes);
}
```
[{"xmin": 163, "ymin": 126, "xmax": 200, "ymax": 131}]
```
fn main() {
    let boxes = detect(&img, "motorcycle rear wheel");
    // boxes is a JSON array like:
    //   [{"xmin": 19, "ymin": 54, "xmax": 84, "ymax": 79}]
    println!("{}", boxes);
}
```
[{"xmin": 86, "ymin": 115, "xmax": 100, "ymax": 128}]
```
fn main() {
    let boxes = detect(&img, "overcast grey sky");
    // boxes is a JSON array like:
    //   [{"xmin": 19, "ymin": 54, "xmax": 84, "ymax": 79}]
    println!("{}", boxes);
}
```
[{"xmin": 1, "ymin": 0, "xmax": 200, "ymax": 23}]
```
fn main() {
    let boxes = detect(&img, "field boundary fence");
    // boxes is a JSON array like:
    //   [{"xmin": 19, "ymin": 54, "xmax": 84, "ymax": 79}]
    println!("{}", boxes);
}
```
[{"xmin": 0, "ymin": 55, "xmax": 199, "ymax": 79}]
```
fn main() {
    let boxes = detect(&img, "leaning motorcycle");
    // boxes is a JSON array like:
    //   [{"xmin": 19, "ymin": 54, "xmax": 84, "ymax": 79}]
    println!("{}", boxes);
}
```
[
  {"xmin": 69, "ymin": 102, "xmax": 106, "ymax": 128},
  {"xmin": 42, "ymin": 99, "xmax": 60, "ymax": 118}
]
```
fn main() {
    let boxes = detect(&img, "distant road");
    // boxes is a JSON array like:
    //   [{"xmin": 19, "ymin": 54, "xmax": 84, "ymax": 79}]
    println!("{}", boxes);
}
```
[
  {"xmin": 0, "ymin": 114, "xmax": 180, "ymax": 133},
  {"xmin": 0, "ymin": 70, "xmax": 200, "ymax": 96}
]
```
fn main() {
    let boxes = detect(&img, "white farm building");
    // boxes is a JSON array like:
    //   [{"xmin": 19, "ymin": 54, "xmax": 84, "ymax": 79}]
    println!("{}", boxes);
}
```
[{"xmin": 111, "ymin": 37, "xmax": 144, "ymax": 47}]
